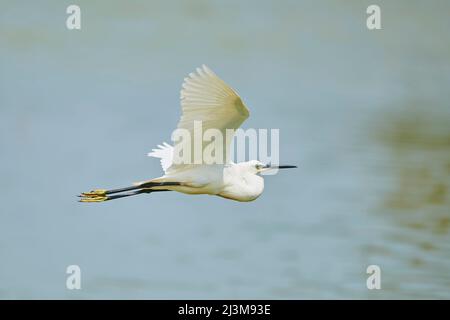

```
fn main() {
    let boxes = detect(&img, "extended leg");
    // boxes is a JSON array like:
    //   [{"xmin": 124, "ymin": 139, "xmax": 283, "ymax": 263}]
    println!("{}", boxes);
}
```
[
  {"xmin": 79, "ymin": 188, "xmax": 171, "ymax": 203},
  {"xmin": 80, "ymin": 181, "xmax": 181, "ymax": 197}
]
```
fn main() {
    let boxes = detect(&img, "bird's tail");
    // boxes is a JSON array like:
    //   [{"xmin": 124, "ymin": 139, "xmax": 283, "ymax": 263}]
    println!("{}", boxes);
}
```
[{"xmin": 78, "ymin": 181, "xmax": 180, "ymax": 203}]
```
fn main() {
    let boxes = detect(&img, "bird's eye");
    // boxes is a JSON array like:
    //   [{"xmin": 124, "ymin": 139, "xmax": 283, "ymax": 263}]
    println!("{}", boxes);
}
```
[{"xmin": 255, "ymin": 164, "xmax": 262, "ymax": 170}]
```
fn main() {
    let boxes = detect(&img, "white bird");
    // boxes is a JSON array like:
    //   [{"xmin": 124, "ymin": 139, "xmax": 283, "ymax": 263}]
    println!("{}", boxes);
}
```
[{"xmin": 79, "ymin": 65, "xmax": 296, "ymax": 203}]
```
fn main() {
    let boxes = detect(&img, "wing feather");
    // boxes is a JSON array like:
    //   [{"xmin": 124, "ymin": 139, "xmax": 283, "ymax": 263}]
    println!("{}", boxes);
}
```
[
  {"xmin": 147, "ymin": 142, "xmax": 173, "ymax": 173},
  {"xmin": 178, "ymin": 65, "xmax": 249, "ymax": 133},
  {"xmin": 148, "ymin": 65, "xmax": 249, "ymax": 173}
]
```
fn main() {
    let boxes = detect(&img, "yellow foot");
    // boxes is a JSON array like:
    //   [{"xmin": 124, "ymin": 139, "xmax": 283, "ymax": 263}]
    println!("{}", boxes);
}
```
[
  {"xmin": 80, "ymin": 189, "xmax": 107, "ymax": 197},
  {"xmin": 79, "ymin": 195, "xmax": 108, "ymax": 203}
]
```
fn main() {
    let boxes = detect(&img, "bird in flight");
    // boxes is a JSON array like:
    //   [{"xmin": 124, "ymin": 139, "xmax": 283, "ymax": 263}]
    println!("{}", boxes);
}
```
[{"xmin": 79, "ymin": 65, "xmax": 296, "ymax": 203}]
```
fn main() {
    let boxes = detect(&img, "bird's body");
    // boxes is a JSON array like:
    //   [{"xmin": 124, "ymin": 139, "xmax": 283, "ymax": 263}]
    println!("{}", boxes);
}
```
[
  {"xmin": 80, "ymin": 65, "xmax": 295, "ymax": 203},
  {"xmin": 147, "ymin": 161, "xmax": 264, "ymax": 202}
]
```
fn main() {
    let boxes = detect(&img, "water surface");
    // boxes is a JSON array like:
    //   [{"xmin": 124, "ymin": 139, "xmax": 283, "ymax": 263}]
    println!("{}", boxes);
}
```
[{"xmin": 0, "ymin": 0, "xmax": 449, "ymax": 299}]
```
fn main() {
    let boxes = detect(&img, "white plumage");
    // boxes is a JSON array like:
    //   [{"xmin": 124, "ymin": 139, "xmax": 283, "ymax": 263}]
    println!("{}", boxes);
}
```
[
  {"xmin": 147, "ymin": 142, "xmax": 173, "ymax": 174},
  {"xmin": 148, "ymin": 64, "xmax": 249, "ymax": 172}
]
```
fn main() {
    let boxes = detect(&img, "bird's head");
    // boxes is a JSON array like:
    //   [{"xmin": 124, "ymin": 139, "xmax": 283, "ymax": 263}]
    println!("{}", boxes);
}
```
[{"xmin": 241, "ymin": 160, "xmax": 297, "ymax": 175}]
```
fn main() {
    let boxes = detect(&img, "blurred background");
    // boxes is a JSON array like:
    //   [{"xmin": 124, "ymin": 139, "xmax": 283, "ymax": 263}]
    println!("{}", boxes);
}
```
[{"xmin": 0, "ymin": 0, "xmax": 449, "ymax": 299}]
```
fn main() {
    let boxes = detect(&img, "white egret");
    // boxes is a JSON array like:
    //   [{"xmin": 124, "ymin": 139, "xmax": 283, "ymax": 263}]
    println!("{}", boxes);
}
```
[{"xmin": 79, "ymin": 65, "xmax": 296, "ymax": 203}]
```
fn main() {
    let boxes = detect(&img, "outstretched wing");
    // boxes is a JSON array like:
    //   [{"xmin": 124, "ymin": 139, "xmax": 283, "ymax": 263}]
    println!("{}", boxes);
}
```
[
  {"xmin": 178, "ymin": 65, "xmax": 249, "ymax": 163},
  {"xmin": 148, "ymin": 65, "xmax": 249, "ymax": 173},
  {"xmin": 179, "ymin": 64, "xmax": 249, "ymax": 134}
]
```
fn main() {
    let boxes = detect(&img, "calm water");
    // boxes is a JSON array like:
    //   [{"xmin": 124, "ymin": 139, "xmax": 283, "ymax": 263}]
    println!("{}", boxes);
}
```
[{"xmin": 1, "ymin": 0, "xmax": 449, "ymax": 299}]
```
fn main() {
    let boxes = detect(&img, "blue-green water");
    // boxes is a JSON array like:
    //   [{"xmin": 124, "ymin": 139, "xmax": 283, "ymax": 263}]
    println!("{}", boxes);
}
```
[{"xmin": 1, "ymin": 0, "xmax": 449, "ymax": 299}]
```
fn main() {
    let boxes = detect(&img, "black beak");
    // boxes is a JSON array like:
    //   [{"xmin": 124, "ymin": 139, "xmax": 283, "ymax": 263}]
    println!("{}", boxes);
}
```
[{"xmin": 263, "ymin": 164, "xmax": 297, "ymax": 169}]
